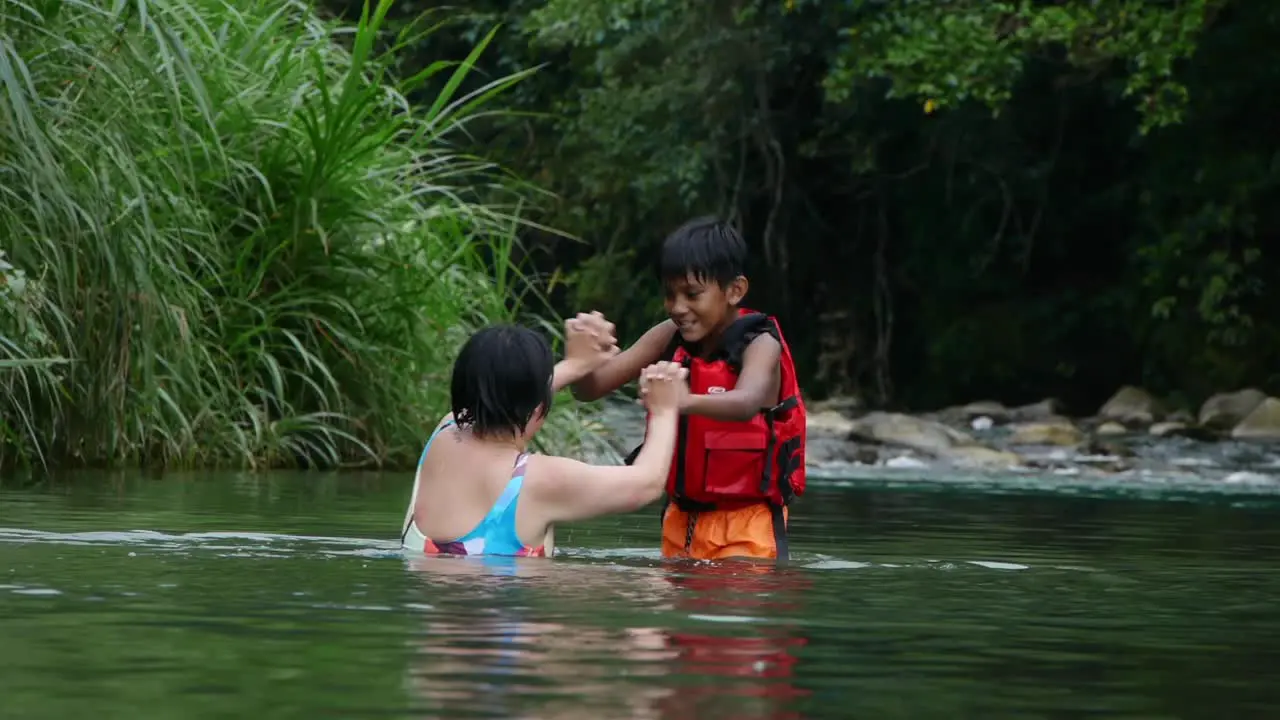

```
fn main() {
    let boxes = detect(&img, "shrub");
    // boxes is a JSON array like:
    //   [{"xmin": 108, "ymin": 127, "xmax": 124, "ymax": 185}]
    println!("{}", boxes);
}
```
[{"xmin": 0, "ymin": 0, "xmax": 606, "ymax": 472}]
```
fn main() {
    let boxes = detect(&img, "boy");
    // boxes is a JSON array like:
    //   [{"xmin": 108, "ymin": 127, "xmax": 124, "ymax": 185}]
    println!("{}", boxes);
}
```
[{"xmin": 570, "ymin": 216, "xmax": 807, "ymax": 562}]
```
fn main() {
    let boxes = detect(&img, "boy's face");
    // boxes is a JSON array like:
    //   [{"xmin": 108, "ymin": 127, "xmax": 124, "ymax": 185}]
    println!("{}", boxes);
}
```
[{"xmin": 663, "ymin": 272, "xmax": 747, "ymax": 343}]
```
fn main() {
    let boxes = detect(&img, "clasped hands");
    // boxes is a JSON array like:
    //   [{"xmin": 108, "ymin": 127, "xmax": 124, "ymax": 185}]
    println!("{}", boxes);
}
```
[
  {"xmin": 563, "ymin": 311, "xmax": 688, "ymax": 411},
  {"xmin": 563, "ymin": 311, "xmax": 620, "ymax": 372}
]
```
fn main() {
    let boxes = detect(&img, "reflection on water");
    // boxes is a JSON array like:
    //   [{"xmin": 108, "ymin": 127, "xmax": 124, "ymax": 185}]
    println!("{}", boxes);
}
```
[
  {"xmin": 402, "ymin": 555, "xmax": 809, "ymax": 719},
  {"xmin": 2, "ymin": 472, "xmax": 1280, "ymax": 718},
  {"xmin": 649, "ymin": 565, "xmax": 809, "ymax": 720},
  {"xmin": 404, "ymin": 555, "xmax": 673, "ymax": 719}
]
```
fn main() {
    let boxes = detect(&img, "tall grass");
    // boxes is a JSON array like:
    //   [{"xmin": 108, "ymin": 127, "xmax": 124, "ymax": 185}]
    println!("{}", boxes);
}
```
[{"xmin": 0, "ymin": 0, "xmax": 607, "ymax": 472}]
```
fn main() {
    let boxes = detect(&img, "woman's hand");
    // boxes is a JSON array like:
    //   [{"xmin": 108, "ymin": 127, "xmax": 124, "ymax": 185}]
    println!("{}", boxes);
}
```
[{"xmin": 639, "ymin": 361, "xmax": 688, "ymax": 415}]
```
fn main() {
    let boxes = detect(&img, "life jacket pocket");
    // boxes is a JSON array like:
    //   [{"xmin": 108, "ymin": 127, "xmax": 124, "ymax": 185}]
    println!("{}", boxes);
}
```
[{"xmin": 698, "ymin": 430, "xmax": 769, "ymax": 501}]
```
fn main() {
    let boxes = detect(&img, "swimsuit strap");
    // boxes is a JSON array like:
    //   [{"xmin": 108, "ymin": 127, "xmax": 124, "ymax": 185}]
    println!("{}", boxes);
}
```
[
  {"xmin": 401, "ymin": 419, "xmax": 458, "ymax": 542},
  {"xmin": 489, "ymin": 451, "xmax": 531, "ymax": 518}
]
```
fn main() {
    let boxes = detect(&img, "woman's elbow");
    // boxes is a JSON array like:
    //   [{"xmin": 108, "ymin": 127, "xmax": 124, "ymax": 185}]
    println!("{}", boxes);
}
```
[
  {"xmin": 638, "ymin": 477, "xmax": 667, "ymax": 508},
  {"xmin": 615, "ymin": 476, "xmax": 663, "ymax": 514}
]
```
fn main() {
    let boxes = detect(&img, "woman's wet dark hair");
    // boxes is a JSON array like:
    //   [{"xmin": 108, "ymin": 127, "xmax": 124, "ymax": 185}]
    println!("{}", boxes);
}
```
[{"xmin": 450, "ymin": 324, "xmax": 555, "ymax": 438}]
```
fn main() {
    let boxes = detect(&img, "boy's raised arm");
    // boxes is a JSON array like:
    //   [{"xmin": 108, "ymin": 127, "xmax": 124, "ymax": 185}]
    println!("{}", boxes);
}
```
[
  {"xmin": 571, "ymin": 320, "xmax": 679, "ymax": 402},
  {"xmin": 682, "ymin": 333, "xmax": 781, "ymax": 422}
]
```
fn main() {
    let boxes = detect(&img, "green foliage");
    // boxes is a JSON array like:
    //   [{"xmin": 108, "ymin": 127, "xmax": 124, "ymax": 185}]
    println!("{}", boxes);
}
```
[
  {"xmin": 825, "ymin": 0, "xmax": 1219, "ymax": 133},
  {"xmin": 323, "ymin": 0, "xmax": 1280, "ymax": 412},
  {"xmin": 0, "ymin": 0, "xmax": 603, "ymax": 471}
]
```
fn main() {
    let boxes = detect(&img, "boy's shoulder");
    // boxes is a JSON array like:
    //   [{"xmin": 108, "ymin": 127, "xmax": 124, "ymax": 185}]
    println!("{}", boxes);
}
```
[
  {"xmin": 728, "ymin": 311, "xmax": 781, "ymax": 349},
  {"xmin": 741, "ymin": 330, "xmax": 782, "ymax": 367}
]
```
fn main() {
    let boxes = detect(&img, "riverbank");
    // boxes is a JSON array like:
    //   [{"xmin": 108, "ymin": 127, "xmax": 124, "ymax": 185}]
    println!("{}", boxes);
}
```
[{"xmin": 591, "ymin": 386, "xmax": 1280, "ymax": 488}]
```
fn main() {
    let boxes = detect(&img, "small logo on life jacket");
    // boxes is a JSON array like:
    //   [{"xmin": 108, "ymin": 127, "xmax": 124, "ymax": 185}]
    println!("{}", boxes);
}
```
[{"xmin": 707, "ymin": 386, "xmax": 726, "ymax": 394}]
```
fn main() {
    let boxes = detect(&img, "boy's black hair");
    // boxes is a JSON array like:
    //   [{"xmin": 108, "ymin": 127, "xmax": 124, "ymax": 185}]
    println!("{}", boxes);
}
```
[
  {"xmin": 450, "ymin": 324, "xmax": 554, "ymax": 439},
  {"xmin": 658, "ymin": 215, "xmax": 748, "ymax": 287}
]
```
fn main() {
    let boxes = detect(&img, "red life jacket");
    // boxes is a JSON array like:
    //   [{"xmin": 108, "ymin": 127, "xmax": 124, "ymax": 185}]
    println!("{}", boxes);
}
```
[{"xmin": 632, "ymin": 308, "xmax": 807, "ymax": 512}]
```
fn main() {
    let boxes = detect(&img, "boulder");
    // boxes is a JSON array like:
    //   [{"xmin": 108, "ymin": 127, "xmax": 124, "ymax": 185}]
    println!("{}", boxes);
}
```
[
  {"xmin": 1148, "ymin": 421, "xmax": 1218, "ymax": 442},
  {"xmin": 1149, "ymin": 421, "xmax": 1187, "ymax": 438},
  {"xmin": 929, "ymin": 400, "xmax": 1012, "ymax": 429},
  {"xmin": 1098, "ymin": 386, "xmax": 1163, "ymax": 426},
  {"xmin": 1095, "ymin": 421, "xmax": 1128, "ymax": 437},
  {"xmin": 959, "ymin": 400, "xmax": 1012, "ymax": 424},
  {"xmin": 851, "ymin": 446, "xmax": 882, "ymax": 465},
  {"xmin": 941, "ymin": 445, "xmax": 1024, "ymax": 469},
  {"xmin": 1199, "ymin": 389, "xmax": 1267, "ymax": 432},
  {"xmin": 847, "ymin": 412, "xmax": 972, "ymax": 453},
  {"xmin": 807, "ymin": 409, "xmax": 855, "ymax": 435},
  {"xmin": 1007, "ymin": 417, "xmax": 1085, "ymax": 447},
  {"xmin": 1081, "ymin": 437, "xmax": 1135, "ymax": 458},
  {"xmin": 809, "ymin": 396, "xmax": 864, "ymax": 415},
  {"xmin": 1008, "ymin": 398, "xmax": 1064, "ymax": 423},
  {"xmin": 811, "ymin": 439, "xmax": 886, "ymax": 467},
  {"xmin": 1230, "ymin": 397, "xmax": 1280, "ymax": 441}
]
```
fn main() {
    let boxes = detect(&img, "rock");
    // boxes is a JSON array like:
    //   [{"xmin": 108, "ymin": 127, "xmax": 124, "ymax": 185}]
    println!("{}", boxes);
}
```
[
  {"xmin": 928, "ymin": 401, "xmax": 1011, "ymax": 429},
  {"xmin": 1095, "ymin": 421, "xmax": 1128, "ymax": 437},
  {"xmin": 806, "ymin": 433, "xmax": 876, "ymax": 466},
  {"xmin": 595, "ymin": 398, "xmax": 646, "ymax": 452},
  {"xmin": 1167, "ymin": 409, "xmax": 1195, "ymax": 424},
  {"xmin": 1199, "ymin": 389, "xmax": 1267, "ymax": 432},
  {"xmin": 1230, "ymin": 397, "xmax": 1280, "ymax": 441},
  {"xmin": 851, "ymin": 446, "xmax": 881, "ymax": 465},
  {"xmin": 942, "ymin": 445, "xmax": 1023, "ymax": 469},
  {"xmin": 809, "ymin": 396, "xmax": 863, "ymax": 415},
  {"xmin": 1009, "ymin": 398, "xmax": 1064, "ymax": 423},
  {"xmin": 1082, "ymin": 437, "xmax": 1134, "ymax": 458},
  {"xmin": 1098, "ymin": 386, "xmax": 1163, "ymax": 426},
  {"xmin": 847, "ymin": 412, "xmax": 972, "ymax": 454},
  {"xmin": 806, "ymin": 407, "xmax": 869, "ymax": 466},
  {"xmin": 807, "ymin": 409, "xmax": 855, "ymax": 435},
  {"xmin": 1148, "ymin": 421, "xmax": 1218, "ymax": 442},
  {"xmin": 1149, "ymin": 421, "xmax": 1186, "ymax": 438},
  {"xmin": 1007, "ymin": 417, "xmax": 1085, "ymax": 447},
  {"xmin": 959, "ymin": 400, "xmax": 1012, "ymax": 424},
  {"xmin": 845, "ymin": 411, "xmax": 1026, "ymax": 469}
]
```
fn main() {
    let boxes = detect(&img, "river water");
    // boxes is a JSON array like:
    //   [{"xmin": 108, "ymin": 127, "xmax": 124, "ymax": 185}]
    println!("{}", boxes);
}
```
[{"xmin": 2, "ymin": 470, "xmax": 1279, "ymax": 719}]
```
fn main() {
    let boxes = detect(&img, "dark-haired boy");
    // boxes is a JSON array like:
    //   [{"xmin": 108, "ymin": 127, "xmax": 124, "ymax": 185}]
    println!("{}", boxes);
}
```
[{"xmin": 570, "ymin": 217, "xmax": 807, "ymax": 562}]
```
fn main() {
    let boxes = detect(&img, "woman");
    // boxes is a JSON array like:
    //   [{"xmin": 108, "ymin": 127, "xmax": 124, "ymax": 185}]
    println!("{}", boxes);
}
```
[{"xmin": 401, "ymin": 320, "xmax": 688, "ymax": 558}]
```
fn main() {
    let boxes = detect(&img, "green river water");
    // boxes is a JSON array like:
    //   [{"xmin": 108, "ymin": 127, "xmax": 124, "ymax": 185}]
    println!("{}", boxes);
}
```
[{"xmin": 2, "ymin": 470, "xmax": 1279, "ymax": 719}]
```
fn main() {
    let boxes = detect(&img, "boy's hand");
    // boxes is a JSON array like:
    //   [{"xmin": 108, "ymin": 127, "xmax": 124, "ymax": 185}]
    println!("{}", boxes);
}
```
[{"xmin": 564, "ymin": 311, "xmax": 619, "ymax": 373}]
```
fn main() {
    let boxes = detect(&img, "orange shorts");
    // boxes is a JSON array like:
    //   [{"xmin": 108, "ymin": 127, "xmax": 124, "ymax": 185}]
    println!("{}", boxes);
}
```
[{"xmin": 661, "ymin": 502, "xmax": 790, "ymax": 561}]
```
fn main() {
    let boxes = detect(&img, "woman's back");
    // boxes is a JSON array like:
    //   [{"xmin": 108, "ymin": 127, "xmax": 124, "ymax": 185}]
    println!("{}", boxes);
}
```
[{"xmin": 402, "ymin": 418, "xmax": 549, "ymax": 557}]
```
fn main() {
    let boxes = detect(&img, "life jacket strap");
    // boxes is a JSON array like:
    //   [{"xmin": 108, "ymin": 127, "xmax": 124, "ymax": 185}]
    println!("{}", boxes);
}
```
[
  {"xmin": 758, "ymin": 393, "xmax": 800, "ymax": 498},
  {"xmin": 770, "ymin": 503, "xmax": 790, "ymax": 564}
]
